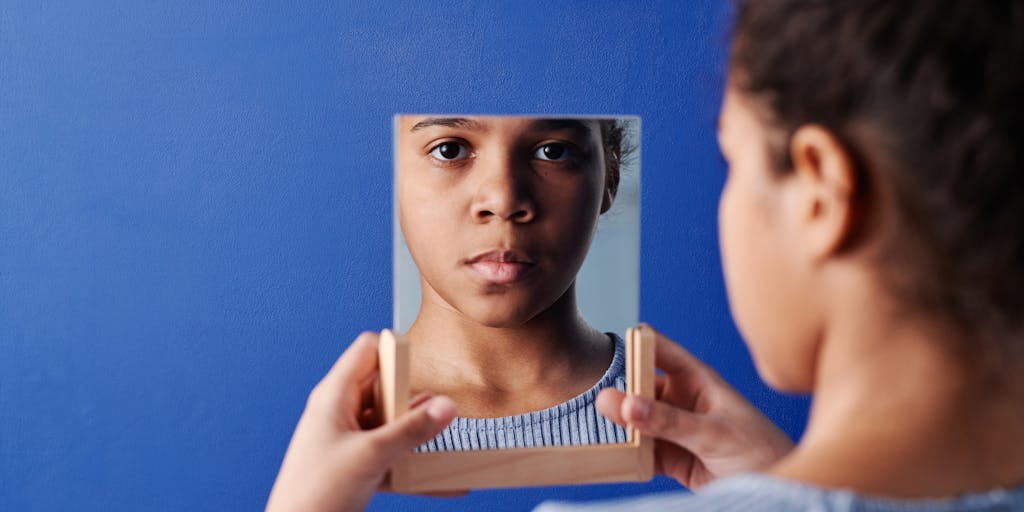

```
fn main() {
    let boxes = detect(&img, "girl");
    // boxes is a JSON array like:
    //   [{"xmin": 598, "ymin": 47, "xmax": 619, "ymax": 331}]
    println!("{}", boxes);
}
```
[{"xmin": 268, "ymin": 1, "xmax": 1024, "ymax": 510}]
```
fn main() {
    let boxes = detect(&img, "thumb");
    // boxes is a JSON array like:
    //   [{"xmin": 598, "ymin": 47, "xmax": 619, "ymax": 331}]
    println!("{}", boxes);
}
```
[
  {"xmin": 621, "ymin": 394, "xmax": 720, "ymax": 456},
  {"xmin": 371, "ymin": 396, "xmax": 457, "ymax": 458}
]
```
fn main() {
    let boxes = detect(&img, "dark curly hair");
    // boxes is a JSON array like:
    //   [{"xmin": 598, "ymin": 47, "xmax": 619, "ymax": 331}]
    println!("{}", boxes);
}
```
[
  {"xmin": 598, "ymin": 119, "xmax": 626, "ymax": 203},
  {"xmin": 730, "ymin": 0, "xmax": 1024, "ymax": 365}
]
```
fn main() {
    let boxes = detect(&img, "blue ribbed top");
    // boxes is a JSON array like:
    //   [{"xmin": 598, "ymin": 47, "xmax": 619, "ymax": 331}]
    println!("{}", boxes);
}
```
[
  {"xmin": 535, "ymin": 473, "xmax": 1024, "ymax": 512},
  {"xmin": 416, "ymin": 333, "xmax": 628, "ymax": 452}
]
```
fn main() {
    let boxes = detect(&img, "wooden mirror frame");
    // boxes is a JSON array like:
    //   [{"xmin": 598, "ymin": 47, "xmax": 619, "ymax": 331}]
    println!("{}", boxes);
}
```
[{"xmin": 377, "ymin": 326, "xmax": 656, "ymax": 493}]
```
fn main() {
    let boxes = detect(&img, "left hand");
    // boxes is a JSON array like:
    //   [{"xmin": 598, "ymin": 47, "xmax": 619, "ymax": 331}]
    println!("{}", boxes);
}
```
[
  {"xmin": 266, "ymin": 332, "xmax": 457, "ymax": 512},
  {"xmin": 596, "ymin": 325, "xmax": 793, "ymax": 489}
]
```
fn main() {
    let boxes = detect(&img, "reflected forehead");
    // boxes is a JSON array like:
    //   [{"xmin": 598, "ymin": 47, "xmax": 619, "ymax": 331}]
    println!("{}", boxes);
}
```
[
  {"xmin": 527, "ymin": 118, "xmax": 596, "ymax": 137},
  {"xmin": 407, "ymin": 116, "xmax": 597, "ymax": 138},
  {"xmin": 409, "ymin": 117, "xmax": 487, "ymax": 132}
]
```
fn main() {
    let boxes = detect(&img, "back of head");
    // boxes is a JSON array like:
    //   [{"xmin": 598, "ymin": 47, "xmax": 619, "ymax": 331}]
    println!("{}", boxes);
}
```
[{"xmin": 730, "ymin": 1, "xmax": 1024, "ymax": 368}]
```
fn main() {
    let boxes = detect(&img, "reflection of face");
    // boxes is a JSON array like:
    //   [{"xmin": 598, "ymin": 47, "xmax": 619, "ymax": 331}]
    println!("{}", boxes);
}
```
[
  {"xmin": 717, "ymin": 86, "xmax": 814, "ymax": 391},
  {"xmin": 398, "ymin": 116, "xmax": 611, "ymax": 328}
]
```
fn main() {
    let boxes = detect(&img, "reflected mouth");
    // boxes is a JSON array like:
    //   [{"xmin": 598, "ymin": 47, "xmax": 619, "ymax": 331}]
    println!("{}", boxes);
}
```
[{"xmin": 465, "ymin": 250, "xmax": 537, "ymax": 284}]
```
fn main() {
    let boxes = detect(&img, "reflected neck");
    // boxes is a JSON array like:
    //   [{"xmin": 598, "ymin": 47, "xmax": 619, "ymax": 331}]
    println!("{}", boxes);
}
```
[{"xmin": 405, "ymin": 283, "xmax": 614, "ymax": 417}]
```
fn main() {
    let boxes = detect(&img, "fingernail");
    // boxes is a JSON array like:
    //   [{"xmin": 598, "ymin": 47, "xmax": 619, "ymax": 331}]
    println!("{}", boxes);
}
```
[
  {"xmin": 425, "ymin": 396, "xmax": 456, "ymax": 422},
  {"xmin": 627, "ymin": 396, "xmax": 651, "ymax": 422}
]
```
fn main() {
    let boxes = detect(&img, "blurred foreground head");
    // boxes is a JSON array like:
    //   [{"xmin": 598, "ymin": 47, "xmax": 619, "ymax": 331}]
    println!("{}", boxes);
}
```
[{"xmin": 729, "ymin": 0, "xmax": 1024, "ymax": 370}]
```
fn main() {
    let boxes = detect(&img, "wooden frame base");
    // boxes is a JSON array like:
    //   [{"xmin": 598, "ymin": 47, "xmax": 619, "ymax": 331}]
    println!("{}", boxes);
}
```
[{"xmin": 378, "ymin": 326, "xmax": 656, "ymax": 493}]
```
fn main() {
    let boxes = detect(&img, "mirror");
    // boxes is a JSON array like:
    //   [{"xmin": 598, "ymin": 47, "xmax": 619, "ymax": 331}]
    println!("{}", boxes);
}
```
[
  {"xmin": 394, "ymin": 115, "xmax": 640, "ymax": 344},
  {"xmin": 392, "ymin": 115, "xmax": 641, "ymax": 452},
  {"xmin": 386, "ymin": 115, "xmax": 650, "ymax": 492}
]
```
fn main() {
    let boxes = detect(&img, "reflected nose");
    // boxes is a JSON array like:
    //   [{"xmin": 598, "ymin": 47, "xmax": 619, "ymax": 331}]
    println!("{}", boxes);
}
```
[{"xmin": 471, "ymin": 156, "xmax": 536, "ymax": 223}]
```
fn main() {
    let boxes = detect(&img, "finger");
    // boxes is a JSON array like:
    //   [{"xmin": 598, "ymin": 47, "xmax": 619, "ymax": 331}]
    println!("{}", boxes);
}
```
[
  {"xmin": 359, "ymin": 372, "xmax": 379, "ymax": 411},
  {"xmin": 652, "ymin": 439, "xmax": 701, "ymax": 488},
  {"xmin": 314, "ymin": 332, "xmax": 381, "ymax": 414},
  {"xmin": 596, "ymin": 388, "xmax": 627, "ymax": 426},
  {"xmin": 640, "ymin": 324, "xmax": 713, "ymax": 377},
  {"xmin": 620, "ymin": 393, "xmax": 718, "ymax": 455},
  {"xmin": 368, "ymin": 395, "xmax": 458, "ymax": 460},
  {"xmin": 322, "ymin": 332, "xmax": 381, "ymax": 390},
  {"xmin": 359, "ymin": 407, "xmax": 380, "ymax": 429},
  {"xmin": 359, "ymin": 378, "xmax": 434, "ymax": 431},
  {"xmin": 645, "ymin": 326, "xmax": 748, "ymax": 409},
  {"xmin": 654, "ymin": 373, "xmax": 669, "ymax": 396}
]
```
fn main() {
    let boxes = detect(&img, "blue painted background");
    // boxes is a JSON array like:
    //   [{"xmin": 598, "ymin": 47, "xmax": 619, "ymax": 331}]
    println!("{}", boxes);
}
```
[{"xmin": 0, "ymin": 1, "xmax": 810, "ymax": 510}]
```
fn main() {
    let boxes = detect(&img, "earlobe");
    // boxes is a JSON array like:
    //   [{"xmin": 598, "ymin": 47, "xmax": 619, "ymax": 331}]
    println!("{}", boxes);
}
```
[
  {"xmin": 789, "ymin": 125, "xmax": 858, "ymax": 260},
  {"xmin": 600, "ymin": 187, "xmax": 615, "ymax": 214}
]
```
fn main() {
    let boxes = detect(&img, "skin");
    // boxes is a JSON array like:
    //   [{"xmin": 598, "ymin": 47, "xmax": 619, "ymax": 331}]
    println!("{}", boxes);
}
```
[{"xmin": 396, "ymin": 116, "xmax": 615, "ymax": 417}]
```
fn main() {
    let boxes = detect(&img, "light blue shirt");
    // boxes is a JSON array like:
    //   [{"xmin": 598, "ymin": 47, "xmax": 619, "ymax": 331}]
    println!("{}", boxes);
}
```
[
  {"xmin": 417, "ymin": 334, "xmax": 627, "ymax": 452},
  {"xmin": 536, "ymin": 473, "xmax": 1024, "ymax": 512}
]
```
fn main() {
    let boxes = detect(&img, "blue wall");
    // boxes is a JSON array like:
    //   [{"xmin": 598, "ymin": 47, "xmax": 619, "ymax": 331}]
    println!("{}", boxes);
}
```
[{"xmin": 0, "ymin": 1, "xmax": 809, "ymax": 510}]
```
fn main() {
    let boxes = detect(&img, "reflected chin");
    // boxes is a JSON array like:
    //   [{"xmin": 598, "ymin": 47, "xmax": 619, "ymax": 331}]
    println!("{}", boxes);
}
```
[{"xmin": 457, "ymin": 301, "xmax": 542, "ymax": 328}]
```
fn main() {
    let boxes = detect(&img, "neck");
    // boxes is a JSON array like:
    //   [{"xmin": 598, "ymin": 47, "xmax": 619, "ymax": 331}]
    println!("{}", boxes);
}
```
[
  {"xmin": 772, "ymin": 268, "xmax": 1024, "ymax": 497},
  {"xmin": 405, "ymin": 284, "xmax": 613, "ymax": 417}
]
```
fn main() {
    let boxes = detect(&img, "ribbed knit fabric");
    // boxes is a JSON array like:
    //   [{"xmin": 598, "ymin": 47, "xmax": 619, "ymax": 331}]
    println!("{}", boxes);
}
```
[
  {"xmin": 416, "ymin": 333, "xmax": 628, "ymax": 452},
  {"xmin": 535, "ymin": 473, "xmax": 1024, "ymax": 512}
]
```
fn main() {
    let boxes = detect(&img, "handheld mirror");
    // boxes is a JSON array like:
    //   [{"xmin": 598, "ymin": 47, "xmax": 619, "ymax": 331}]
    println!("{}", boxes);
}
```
[{"xmin": 384, "ymin": 115, "xmax": 653, "ymax": 492}]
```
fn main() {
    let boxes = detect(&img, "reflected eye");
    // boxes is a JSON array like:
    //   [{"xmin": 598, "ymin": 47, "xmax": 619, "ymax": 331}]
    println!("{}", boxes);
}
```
[
  {"xmin": 533, "ymin": 143, "xmax": 572, "ymax": 162},
  {"xmin": 429, "ymin": 141, "xmax": 469, "ymax": 161}
]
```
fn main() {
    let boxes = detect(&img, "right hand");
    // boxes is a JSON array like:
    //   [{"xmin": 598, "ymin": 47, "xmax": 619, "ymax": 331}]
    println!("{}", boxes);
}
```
[
  {"xmin": 597, "ymin": 324, "xmax": 794, "ymax": 490},
  {"xmin": 266, "ymin": 332, "xmax": 458, "ymax": 512}
]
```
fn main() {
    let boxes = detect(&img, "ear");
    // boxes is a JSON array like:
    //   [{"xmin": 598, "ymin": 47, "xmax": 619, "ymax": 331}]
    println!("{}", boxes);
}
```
[
  {"xmin": 788, "ymin": 125, "xmax": 858, "ymax": 261},
  {"xmin": 600, "ymin": 186, "xmax": 616, "ymax": 214},
  {"xmin": 600, "ymin": 148, "xmax": 621, "ymax": 214}
]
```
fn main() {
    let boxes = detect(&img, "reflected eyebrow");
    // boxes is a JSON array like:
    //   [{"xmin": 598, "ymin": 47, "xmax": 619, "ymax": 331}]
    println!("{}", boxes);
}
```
[
  {"xmin": 527, "ymin": 118, "xmax": 595, "ymax": 137},
  {"xmin": 409, "ymin": 117, "xmax": 487, "ymax": 132}
]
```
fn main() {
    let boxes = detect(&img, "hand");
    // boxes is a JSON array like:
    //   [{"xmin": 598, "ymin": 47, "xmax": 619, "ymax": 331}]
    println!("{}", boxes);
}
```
[
  {"xmin": 266, "ymin": 332, "xmax": 457, "ymax": 512},
  {"xmin": 597, "ymin": 325, "xmax": 794, "ymax": 490}
]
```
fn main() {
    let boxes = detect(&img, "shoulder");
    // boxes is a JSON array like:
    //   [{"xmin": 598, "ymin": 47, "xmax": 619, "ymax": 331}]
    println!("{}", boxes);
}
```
[
  {"xmin": 534, "ymin": 473, "xmax": 1024, "ymax": 512},
  {"xmin": 604, "ymin": 332, "xmax": 627, "ymax": 390},
  {"xmin": 418, "ymin": 332, "xmax": 630, "ymax": 452},
  {"xmin": 534, "ymin": 475, "xmax": 805, "ymax": 512}
]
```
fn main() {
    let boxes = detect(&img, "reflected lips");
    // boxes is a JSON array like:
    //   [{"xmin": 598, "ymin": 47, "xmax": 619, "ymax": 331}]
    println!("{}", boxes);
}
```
[{"xmin": 466, "ymin": 250, "xmax": 536, "ymax": 284}]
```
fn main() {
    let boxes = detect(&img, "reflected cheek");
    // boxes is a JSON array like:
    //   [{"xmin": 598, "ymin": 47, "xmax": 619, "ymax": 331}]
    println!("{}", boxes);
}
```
[
  {"xmin": 539, "ymin": 188, "xmax": 601, "ymax": 265},
  {"xmin": 399, "ymin": 188, "xmax": 462, "ymax": 270}
]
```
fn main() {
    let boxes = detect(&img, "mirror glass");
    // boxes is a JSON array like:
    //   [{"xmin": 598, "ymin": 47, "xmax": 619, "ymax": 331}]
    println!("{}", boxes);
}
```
[{"xmin": 393, "ymin": 115, "xmax": 640, "ymax": 451}]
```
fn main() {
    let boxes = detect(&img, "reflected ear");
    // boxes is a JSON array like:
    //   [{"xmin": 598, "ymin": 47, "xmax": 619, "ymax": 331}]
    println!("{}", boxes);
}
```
[
  {"xmin": 788, "ymin": 125, "xmax": 858, "ymax": 261},
  {"xmin": 600, "ymin": 149, "xmax": 621, "ymax": 214},
  {"xmin": 600, "ymin": 186, "xmax": 616, "ymax": 214}
]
